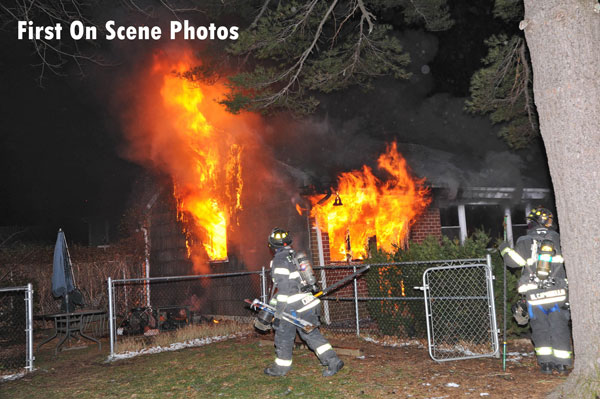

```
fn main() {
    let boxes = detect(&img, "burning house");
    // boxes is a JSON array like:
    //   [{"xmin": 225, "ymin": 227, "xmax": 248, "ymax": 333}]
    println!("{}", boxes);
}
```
[{"xmin": 116, "ymin": 48, "xmax": 553, "ymax": 324}]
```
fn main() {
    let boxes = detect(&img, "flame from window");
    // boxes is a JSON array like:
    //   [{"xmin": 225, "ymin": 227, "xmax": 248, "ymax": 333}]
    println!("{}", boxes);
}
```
[
  {"xmin": 308, "ymin": 143, "xmax": 430, "ymax": 261},
  {"xmin": 123, "ymin": 49, "xmax": 261, "ymax": 273}
]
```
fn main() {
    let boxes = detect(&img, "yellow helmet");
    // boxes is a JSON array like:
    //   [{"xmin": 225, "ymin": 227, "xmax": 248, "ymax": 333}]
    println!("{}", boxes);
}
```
[
  {"xmin": 268, "ymin": 227, "xmax": 292, "ymax": 248},
  {"xmin": 527, "ymin": 207, "xmax": 553, "ymax": 228}
]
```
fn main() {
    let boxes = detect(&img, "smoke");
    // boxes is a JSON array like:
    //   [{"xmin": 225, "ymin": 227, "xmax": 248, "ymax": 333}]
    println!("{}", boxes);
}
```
[
  {"xmin": 113, "ymin": 45, "xmax": 306, "ymax": 272},
  {"xmin": 106, "ymin": 27, "xmax": 550, "ymax": 271},
  {"xmin": 258, "ymin": 29, "xmax": 551, "ymax": 196}
]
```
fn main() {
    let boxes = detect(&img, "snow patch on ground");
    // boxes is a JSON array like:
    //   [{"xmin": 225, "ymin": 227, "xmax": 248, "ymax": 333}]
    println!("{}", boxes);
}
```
[
  {"xmin": 106, "ymin": 333, "xmax": 248, "ymax": 362},
  {"xmin": 361, "ymin": 336, "xmax": 534, "ymax": 366},
  {"xmin": 1, "ymin": 371, "xmax": 26, "ymax": 382},
  {"xmin": 361, "ymin": 336, "xmax": 425, "ymax": 349},
  {"xmin": 506, "ymin": 351, "xmax": 534, "ymax": 362},
  {"xmin": 445, "ymin": 382, "xmax": 460, "ymax": 387}
]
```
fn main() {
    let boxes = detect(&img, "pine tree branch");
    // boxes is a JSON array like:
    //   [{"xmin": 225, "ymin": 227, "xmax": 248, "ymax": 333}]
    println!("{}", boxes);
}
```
[
  {"xmin": 357, "ymin": 0, "xmax": 375, "ymax": 34},
  {"xmin": 257, "ymin": 0, "xmax": 339, "ymax": 108},
  {"xmin": 250, "ymin": 0, "xmax": 271, "ymax": 29}
]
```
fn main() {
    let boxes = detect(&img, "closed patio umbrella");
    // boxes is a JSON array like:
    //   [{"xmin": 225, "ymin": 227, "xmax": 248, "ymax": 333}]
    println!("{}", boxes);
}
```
[{"xmin": 52, "ymin": 229, "xmax": 83, "ymax": 312}]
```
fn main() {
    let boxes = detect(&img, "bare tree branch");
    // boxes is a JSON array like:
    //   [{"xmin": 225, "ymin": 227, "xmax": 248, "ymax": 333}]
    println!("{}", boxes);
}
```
[
  {"xmin": 257, "ymin": 0, "xmax": 339, "ymax": 108},
  {"xmin": 0, "ymin": 229, "xmax": 28, "ymax": 249},
  {"xmin": 0, "ymin": 0, "xmax": 205, "ymax": 83},
  {"xmin": 519, "ymin": 42, "xmax": 536, "ymax": 131},
  {"xmin": 357, "ymin": 0, "xmax": 374, "ymax": 34},
  {"xmin": 250, "ymin": 0, "xmax": 271, "ymax": 29},
  {"xmin": 409, "ymin": 0, "xmax": 430, "ymax": 28}
]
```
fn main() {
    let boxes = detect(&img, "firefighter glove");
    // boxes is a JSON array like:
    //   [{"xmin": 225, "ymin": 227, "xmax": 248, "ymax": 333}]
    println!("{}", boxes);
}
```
[
  {"xmin": 254, "ymin": 318, "xmax": 272, "ymax": 332},
  {"xmin": 302, "ymin": 284, "xmax": 318, "ymax": 293},
  {"xmin": 511, "ymin": 300, "xmax": 529, "ymax": 325}
]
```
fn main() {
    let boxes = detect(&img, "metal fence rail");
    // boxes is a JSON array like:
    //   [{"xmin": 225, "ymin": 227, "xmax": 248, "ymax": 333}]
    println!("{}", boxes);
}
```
[
  {"xmin": 107, "ymin": 258, "xmax": 498, "ymax": 362},
  {"xmin": 314, "ymin": 258, "xmax": 490, "ymax": 339},
  {"xmin": 0, "ymin": 284, "xmax": 34, "ymax": 375},
  {"xmin": 108, "ymin": 271, "xmax": 264, "ymax": 356},
  {"xmin": 422, "ymin": 256, "xmax": 499, "ymax": 362}
]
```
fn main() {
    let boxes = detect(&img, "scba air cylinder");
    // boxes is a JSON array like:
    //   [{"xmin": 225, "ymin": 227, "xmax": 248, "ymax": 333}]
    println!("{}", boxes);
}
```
[
  {"xmin": 536, "ymin": 240, "xmax": 555, "ymax": 280},
  {"xmin": 296, "ymin": 251, "xmax": 317, "ymax": 287}
]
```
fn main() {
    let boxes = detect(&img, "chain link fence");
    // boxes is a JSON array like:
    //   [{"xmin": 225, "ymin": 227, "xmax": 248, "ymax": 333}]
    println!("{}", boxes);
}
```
[
  {"xmin": 108, "ymin": 271, "xmax": 264, "ymax": 355},
  {"xmin": 423, "ymin": 262, "xmax": 499, "ymax": 361},
  {"xmin": 107, "ymin": 258, "xmax": 498, "ymax": 361},
  {"xmin": 0, "ymin": 284, "xmax": 34, "ymax": 376},
  {"xmin": 315, "ymin": 258, "xmax": 494, "ymax": 342}
]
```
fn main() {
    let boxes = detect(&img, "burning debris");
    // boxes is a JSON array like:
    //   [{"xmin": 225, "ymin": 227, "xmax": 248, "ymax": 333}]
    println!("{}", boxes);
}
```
[{"xmin": 308, "ymin": 143, "xmax": 431, "ymax": 261}]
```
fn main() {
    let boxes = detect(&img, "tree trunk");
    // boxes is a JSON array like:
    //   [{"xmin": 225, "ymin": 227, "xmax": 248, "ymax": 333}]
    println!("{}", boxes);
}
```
[{"xmin": 522, "ymin": 0, "xmax": 600, "ymax": 397}]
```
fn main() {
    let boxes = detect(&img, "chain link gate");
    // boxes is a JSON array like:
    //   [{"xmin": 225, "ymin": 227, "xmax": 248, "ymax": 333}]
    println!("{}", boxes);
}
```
[
  {"xmin": 420, "ymin": 255, "xmax": 499, "ymax": 362},
  {"xmin": 0, "ymin": 284, "xmax": 34, "ymax": 376}
]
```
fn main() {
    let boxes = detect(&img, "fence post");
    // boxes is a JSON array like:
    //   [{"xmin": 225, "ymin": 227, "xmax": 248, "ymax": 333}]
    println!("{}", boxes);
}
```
[
  {"xmin": 26, "ymin": 283, "xmax": 34, "ymax": 372},
  {"xmin": 353, "ymin": 265, "xmax": 360, "ymax": 336},
  {"xmin": 315, "ymin": 224, "xmax": 331, "ymax": 324},
  {"xmin": 261, "ymin": 266, "xmax": 266, "ymax": 303},
  {"xmin": 486, "ymin": 254, "xmax": 500, "ymax": 358},
  {"xmin": 108, "ymin": 277, "xmax": 115, "ymax": 358}
]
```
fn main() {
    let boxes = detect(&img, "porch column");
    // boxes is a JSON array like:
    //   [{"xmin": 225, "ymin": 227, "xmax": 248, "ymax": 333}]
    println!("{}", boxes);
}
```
[{"xmin": 458, "ymin": 204, "xmax": 467, "ymax": 245}]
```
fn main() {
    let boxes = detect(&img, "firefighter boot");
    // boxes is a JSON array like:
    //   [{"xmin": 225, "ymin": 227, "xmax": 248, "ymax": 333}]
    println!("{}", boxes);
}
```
[
  {"xmin": 322, "ymin": 358, "xmax": 344, "ymax": 377},
  {"xmin": 540, "ymin": 363, "xmax": 553, "ymax": 375},
  {"xmin": 554, "ymin": 364, "xmax": 570, "ymax": 375},
  {"xmin": 264, "ymin": 364, "xmax": 290, "ymax": 377}
]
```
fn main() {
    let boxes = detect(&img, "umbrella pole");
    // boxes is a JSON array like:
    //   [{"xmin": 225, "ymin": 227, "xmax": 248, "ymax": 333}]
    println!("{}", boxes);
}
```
[
  {"xmin": 65, "ymin": 237, "xmax": 77, "ymax": 287},
  {"xmin": 502, "ymin": 216, "xmax": 508, "ymax": 371},
  {"xmin": 65, "ymin": 291, "xmax": 70, "ymax": 313}
]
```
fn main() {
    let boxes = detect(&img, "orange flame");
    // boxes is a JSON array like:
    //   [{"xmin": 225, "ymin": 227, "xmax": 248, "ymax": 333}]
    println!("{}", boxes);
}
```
[
  {"xmin": 123, "ymin": 49, "xmax": 261, "ymax": 273},
  {"xmin": 309, "ymin": 143, "xmax": 430, "ymax": 261},
  {"xmin": 159, "ymin": 57, "xmax": 237, "ymax": 262}
]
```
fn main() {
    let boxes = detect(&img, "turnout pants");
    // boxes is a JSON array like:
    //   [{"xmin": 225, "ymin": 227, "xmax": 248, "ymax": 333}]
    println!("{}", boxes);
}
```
[
  {"xmin": 528, "ymin": 303, "xmax": 572, "ymax": 366},
  {"xmin": 273, "ymin": 308, "xmax": 340, "ymax": 370}
]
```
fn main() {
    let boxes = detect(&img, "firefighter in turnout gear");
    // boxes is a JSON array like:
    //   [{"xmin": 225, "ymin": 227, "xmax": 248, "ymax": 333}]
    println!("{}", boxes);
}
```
[
  {"xmin": 499, "ymin": 207, "xmax": 572, "ymax": 375},
  {"xmin": 263, "ymin": 228, "xmax": 344, "ymax": 377}
]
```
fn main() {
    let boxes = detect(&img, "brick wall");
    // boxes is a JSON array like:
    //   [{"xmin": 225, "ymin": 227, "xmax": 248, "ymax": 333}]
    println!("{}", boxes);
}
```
[
  {"xmin": 307, "ymin": 208, "xmax": 442, "ymax": 327},
  {"xmin": 308, "ymin": 217, "xmax": 331, "ymax": 266},
  {"xmin": 319, "ymin": 266, "xmax": 369, "ymax": 326},
  {"xmin": 409, "ymin": 207, "xmax": 442, "ymax": 243},
  {"xmin": 309, "ymin": 208, "xmax": 443, "ymax": 260},
  {"xmin": 308, "ymin": 217, "xmax": 370, "ymax": 324}
]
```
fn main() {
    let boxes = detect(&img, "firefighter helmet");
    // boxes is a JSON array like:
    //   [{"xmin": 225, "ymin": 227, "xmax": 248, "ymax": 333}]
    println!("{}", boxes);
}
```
[
  {"xmin": 527, "ymin": 207, "xmax": 554, "ymax": 228},
  {"xmin": 268, "ymin": 228, "xmax": 292, "ymax": 249}
]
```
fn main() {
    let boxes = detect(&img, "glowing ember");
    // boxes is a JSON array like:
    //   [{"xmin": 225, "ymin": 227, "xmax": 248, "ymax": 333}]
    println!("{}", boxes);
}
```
[{"xmin": 308, "ymin": 143, "xmax": 430, "ymax": 261}]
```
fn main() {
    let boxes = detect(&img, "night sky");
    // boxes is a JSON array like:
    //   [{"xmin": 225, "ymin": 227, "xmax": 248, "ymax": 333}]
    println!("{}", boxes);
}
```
[{"xmin": 0, "ymin": 1, "xmax": 551, "ymax": 244}]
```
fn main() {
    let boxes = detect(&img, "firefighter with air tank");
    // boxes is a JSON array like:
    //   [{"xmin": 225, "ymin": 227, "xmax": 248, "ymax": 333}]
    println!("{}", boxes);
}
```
[
  {"xmin": 499, "ymin": 207, "xmax": 572, "ymax": 375},
  {"xmin": 255, "ymin": 227, "xmax": 344, "ymax": 377}
]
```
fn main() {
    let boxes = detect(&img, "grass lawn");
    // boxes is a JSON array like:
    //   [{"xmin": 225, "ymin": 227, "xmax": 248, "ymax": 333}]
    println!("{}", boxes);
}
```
[
  {"xmin": 1, "ymin": 336, "xmax": 372, "ymax": 399},
  {"xmin": 0, "ymin": 333, "xmax": 564, "ymax": 398}
]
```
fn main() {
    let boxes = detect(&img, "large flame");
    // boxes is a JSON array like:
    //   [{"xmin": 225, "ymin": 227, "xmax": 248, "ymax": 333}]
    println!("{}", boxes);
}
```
[
  {"xmin": 308, "ymin": 143, "xmax": 430, "ymax": 261},
  {"xmin": 159, "ymin": 61, "xmax": 240, "ymax": 261},
  {"xmin": 123, "ymin": 49, "xmax": 260, "ymax": 272}
]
